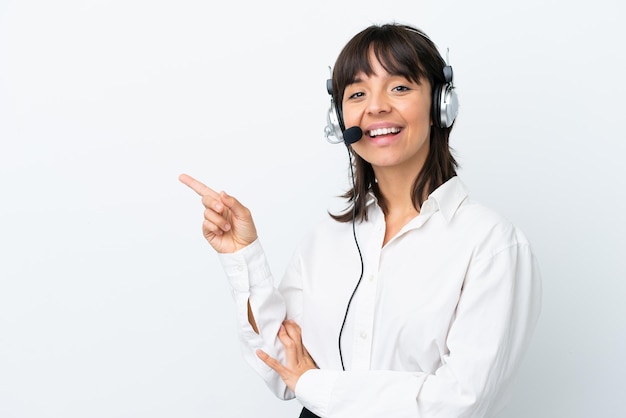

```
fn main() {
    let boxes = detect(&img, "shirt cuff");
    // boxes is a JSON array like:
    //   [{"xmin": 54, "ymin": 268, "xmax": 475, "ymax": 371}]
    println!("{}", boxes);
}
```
[
  {"xmin": 295, "ymin": 369, "xmax": 339, "ymax": 417},
  {"xmin": 217, "ymin": 239, "xmax": 273, "ymax": 293}
]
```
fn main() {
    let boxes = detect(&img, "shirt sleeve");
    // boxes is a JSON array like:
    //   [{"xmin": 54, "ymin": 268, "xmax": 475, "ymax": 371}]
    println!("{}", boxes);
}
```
[
  {"xmin": 217, "ymin": 239, "xmax": 294, "ymax": 400},
  {"xmin": 294, "ymin": 228, "xmax": 543, "ymax": 418}
]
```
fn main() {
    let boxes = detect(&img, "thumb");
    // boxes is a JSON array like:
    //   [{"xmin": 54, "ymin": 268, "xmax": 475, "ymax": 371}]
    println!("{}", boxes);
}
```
[{"xmin": 219, "ymin": 191, "xmax": 258, "ymax": 245}]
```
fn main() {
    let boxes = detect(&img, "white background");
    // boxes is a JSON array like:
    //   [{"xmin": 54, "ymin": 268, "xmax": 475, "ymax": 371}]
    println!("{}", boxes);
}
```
[{"xmin": 1, "ymin": 0, "xmax": 625, "ymax": 417}]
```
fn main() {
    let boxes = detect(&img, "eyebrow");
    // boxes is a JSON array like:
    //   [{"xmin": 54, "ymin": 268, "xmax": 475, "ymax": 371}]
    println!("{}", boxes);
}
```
[{"xmin": 348, "ymin": 73, "xmax": 416, "ymax": 87}]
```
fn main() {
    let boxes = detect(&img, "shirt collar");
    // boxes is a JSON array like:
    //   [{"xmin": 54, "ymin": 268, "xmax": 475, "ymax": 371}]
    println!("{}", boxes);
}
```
[
  {"xmin": 426, "ymin": 176, "xmax": 468, "ymax": 223},
  {"xmin": 365, "ymin": 176, "xmax": 468, "ymax": 224}
]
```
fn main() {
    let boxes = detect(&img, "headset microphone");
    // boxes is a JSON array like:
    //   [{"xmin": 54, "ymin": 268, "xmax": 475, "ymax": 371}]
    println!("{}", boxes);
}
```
[{"xmin": 342, "ymin": 126, "xmax": 363, "ymax": 145}]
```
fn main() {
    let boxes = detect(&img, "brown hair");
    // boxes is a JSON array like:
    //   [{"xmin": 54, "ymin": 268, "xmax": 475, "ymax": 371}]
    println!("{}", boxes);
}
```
[{"xmin": 330, "ymin": 23, "xmax": 458, "ymax": 223}]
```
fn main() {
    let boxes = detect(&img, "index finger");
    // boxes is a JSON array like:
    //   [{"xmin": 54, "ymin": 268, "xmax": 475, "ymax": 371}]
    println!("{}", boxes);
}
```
[{"xmin": 178, "ymin": 173, "xmax": 219, "ymax": 197}]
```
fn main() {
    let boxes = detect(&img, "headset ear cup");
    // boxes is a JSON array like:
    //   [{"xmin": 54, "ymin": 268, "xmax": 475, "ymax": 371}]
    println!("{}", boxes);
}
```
[
  {"xmin": 439, "ymin": 85, "xmax": 459, "ymax": 128},
  {"xmin": 433, "ymin": 64, "xmax": 458, "ymax": 128},
  {"xmin": 433, "ymin": 83, "xmax": 459, "ymax": 129},
  {"xmin": 324, "ymin": 78, "xmax": 348, "ymax": 144},
  {"xmin": 324, "ymin": 99, "xmax": 345, "ymax": 144}
]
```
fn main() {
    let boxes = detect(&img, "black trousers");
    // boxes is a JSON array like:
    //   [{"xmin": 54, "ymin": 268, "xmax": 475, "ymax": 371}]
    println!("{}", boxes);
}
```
[{"xmin": 299, "ymin": 407, "xmax": 321, "ymax": 418}]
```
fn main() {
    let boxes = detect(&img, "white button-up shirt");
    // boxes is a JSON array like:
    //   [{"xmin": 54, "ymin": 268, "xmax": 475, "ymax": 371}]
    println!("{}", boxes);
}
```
[{"xmin": 218, "ymin": 176, "xmax": 542, "ymax": 417}]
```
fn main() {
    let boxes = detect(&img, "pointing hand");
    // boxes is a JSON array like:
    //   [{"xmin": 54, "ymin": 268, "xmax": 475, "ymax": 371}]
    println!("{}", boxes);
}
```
[{"xmin": 179, "ymin": 173, "xmax": 258, "ymax": 253}]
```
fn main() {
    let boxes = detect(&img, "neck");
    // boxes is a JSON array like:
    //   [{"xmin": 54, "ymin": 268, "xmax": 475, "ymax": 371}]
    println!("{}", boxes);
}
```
[
  {"xmin": 378, "ymin": 178, "xmax": 419, "ymax": 246},
  {"xmin": 374, "ymin": 164, "xmax": 422, "ymax": 215}
]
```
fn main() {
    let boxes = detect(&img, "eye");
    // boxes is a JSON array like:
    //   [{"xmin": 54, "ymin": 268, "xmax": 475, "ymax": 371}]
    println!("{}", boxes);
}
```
[
  {"xmin": 347, "ymin": 91, "xmax": 365, "ymax": 100},
  {"xmin": 392, "ymin": 85, "xmax": 411, "ymax": 92}
]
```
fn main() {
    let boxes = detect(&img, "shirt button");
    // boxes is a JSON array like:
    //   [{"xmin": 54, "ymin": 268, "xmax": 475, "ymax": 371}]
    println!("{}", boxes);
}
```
[
  {"xmin": 236, "ymin": 264, "xmax": 244, "ymax": 272},
  {"xmin": 369, "ymin": 274, "xmax": 376, "ymax": 282},
  {"xmin": 360, "ymin": 331, "xmax": 368, "ymax": 339}
]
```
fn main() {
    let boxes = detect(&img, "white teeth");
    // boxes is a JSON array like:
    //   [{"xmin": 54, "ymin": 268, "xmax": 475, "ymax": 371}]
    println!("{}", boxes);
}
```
[{"xmin": 369, "ymin": 127, "xmax": 400, "ymax": 137}]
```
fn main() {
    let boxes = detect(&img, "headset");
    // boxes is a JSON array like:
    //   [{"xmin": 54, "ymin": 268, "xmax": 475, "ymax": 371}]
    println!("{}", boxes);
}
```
[{"xmin": 323, "ymin": 55, "xmax": 459, "ymax": 145}]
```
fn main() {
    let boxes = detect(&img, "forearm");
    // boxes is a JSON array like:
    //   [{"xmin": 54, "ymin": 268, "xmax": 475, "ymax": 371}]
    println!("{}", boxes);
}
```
[
  {"xmin": 296, "ymin": 369, "xmax": 426, "ymax": 418},
  {"xmin": 218, "ymin": 239, "xmax": 294, "ymax": 399}
]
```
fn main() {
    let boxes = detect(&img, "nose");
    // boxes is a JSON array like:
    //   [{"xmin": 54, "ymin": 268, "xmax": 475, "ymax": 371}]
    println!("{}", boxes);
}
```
[{"xmin": 366, "ymin": 90, "xmax": 391, "ymax": 116}]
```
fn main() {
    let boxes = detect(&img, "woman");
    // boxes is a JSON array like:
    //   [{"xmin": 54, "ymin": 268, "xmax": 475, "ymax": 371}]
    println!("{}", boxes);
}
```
[{"xmin": 180, "ymin": 23, "xmax": 541, "ymax": 418}]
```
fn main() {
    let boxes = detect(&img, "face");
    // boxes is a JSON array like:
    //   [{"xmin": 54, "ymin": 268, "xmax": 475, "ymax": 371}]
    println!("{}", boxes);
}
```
[{"xmin": 342, "ymin": 51, "xmax": 433, "ymax": 176}]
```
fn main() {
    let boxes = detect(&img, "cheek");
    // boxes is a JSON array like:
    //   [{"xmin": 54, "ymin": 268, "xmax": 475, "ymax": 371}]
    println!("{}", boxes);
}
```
[
  {"xmin": 412, "ymin": 105, "xmax": 432, "ymax": 128},
  {"xmin": 341, "ymin": 105, "xmax": 357, "ymax": 127}
]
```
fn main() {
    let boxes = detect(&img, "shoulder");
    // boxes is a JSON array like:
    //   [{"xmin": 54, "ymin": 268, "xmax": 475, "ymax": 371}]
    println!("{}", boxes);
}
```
[
  {"xmin": 290, "ymin": 212, "xmax": 371, "ymax": 261},
  {"xmin": 301, "ymin": 214, "xmax": 354, "ymax": 246},
  {"xmin": 456, "ymin": 197, "xmax": 532, "ymax": 260},
  {"xmin": 442, "ymin": 178, "xmax": 531, "ymax": 256}
]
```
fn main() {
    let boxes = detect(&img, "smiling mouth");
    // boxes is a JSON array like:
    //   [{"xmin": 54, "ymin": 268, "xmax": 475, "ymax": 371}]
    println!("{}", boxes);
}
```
[{"xmin": 368, "ymin": 127, "xmax": 401, "ymax": 138}]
